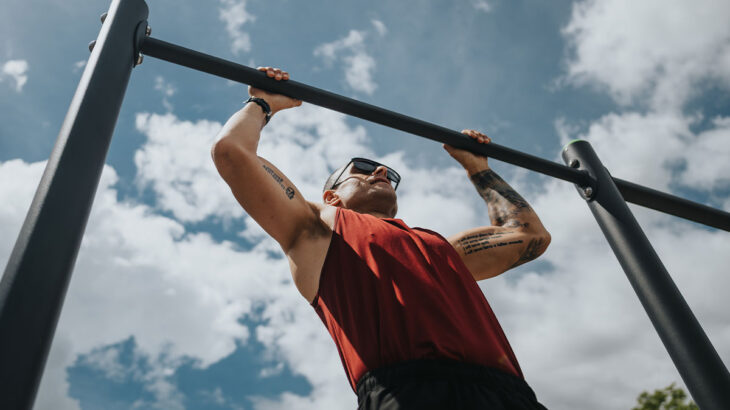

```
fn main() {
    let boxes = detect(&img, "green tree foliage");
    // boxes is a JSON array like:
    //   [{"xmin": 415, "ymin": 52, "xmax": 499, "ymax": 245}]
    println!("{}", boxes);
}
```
[{"xmin": 632, "ymin": 383, "xmax": 698, "ymax": 410}]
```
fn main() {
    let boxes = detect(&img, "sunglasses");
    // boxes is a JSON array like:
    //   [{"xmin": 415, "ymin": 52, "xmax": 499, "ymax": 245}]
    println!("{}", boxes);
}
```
[{"xmin": 329, "ymin": 158, "xmax": 401, "ymax": 191}]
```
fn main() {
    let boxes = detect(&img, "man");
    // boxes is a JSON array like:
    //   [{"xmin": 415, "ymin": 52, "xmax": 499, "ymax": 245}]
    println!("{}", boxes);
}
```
[{"xmin": 212, "ymin": 67, "xmax": 550, "ymax": 409}]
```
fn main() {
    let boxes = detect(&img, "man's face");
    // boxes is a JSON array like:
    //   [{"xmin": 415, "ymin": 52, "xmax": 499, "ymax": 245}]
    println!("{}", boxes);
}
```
[
  {"xmin": 324, "ymin": 161, "xmax": 399, "ymax": 217},
  {"xmin": 338, "ymin": 162, "xmax": 396, "ymax": 189}
]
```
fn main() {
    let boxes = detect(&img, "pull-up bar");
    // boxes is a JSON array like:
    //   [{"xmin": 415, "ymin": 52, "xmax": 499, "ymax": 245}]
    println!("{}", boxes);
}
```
[
  {"xmin": 143, "ymin": 36, "xmax": 729, "ymax": 231},
  {"xmin": 0, "ymin": 0, "xmax": 728, "ymax": 408}
]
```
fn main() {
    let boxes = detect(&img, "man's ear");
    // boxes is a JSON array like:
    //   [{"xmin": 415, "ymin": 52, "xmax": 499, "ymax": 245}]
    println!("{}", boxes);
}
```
[{"xmin": 323, "ymin": 190, "xmax": 341, "ymax": 206}]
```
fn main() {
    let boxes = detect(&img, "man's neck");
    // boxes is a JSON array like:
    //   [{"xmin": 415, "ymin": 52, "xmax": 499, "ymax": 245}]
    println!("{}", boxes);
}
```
[
  {"xmin": 365, "ymin": 211, "xmax": 392, "ymax": 219},
  {"xmin": 347, "ymin": 205, "xmax": 393, "ymax": 219}
]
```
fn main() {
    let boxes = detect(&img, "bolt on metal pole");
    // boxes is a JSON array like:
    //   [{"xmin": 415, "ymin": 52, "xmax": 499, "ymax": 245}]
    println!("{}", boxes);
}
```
[
  {"xmin": 562, "ymin": 140, "xmax": 730, "ymax": 410},
  {"xmin": 0, "ymin": 1, "xmax": 149, "ymax": 409}
]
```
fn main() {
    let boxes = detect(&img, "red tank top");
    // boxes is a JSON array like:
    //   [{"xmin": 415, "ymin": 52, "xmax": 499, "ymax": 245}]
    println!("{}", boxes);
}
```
[{"xmin": 311, "ymin": 208, "xmax": 522, "ymax": 392}]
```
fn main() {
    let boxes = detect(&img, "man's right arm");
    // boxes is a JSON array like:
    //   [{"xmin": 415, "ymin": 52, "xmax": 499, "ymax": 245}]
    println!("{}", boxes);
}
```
[{"xmin": 211, "ymin": 67, "xmax": 317, "ymax": 252}]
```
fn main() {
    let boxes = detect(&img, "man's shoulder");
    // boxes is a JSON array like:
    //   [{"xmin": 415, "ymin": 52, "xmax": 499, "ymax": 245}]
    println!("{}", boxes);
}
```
[{"xmin": 303, "ymin": 201, "xmax": 337, "ymax": 232}]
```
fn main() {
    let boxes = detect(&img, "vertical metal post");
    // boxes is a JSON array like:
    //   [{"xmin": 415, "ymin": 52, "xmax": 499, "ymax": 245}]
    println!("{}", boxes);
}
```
[
  {"xmin": 0, "ymin": 1, "xmax": 149, "ymax": 408},
  {"xmin": 562, "ymin": 140, "xmax": 730, "ymax": 410}
]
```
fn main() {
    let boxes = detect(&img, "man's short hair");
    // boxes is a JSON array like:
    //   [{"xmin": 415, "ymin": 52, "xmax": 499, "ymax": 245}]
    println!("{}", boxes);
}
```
[{"xmin": 323, "ymin": 163, "xmax": 348, "ymax": 192}]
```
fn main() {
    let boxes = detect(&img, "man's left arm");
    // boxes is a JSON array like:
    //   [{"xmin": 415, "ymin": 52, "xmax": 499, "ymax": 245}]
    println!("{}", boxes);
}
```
[{"xmin": 444, "ymin": 130, "xmax": 551, "ymax": 281}]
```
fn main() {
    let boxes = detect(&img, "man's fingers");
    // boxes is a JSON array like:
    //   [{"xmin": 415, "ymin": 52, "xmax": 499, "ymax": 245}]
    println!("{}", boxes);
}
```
[
  {"xmin": 259, "ymin": 66, "xmax": 276, "ymax": 77},
  {"xmin": 461, "ymin": 129, "xmax": 490, "ymax": 144},
  {"xmin": 258, "ymin": 67, "xmax": 290, "ymax": 81},
  {"xmin": 274, "ymin": 69, "xmax": 290, "ymax": 81}
]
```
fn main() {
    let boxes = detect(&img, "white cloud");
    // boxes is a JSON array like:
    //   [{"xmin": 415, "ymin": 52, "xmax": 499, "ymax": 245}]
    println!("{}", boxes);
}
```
[
  {"xmin": 6, "ymin": 103, "xmax": 727, "ymax": 410},
  {"xmin": 548, "ymin": 3, "xmax": 730, "ymax": 407},
  {"xmin": 559, "ymin": 0, "xmax": 730, "ymax": 208},
  {"xmin": 343, "ymin": 53, "xmax": 377, "ymax": 95},
  {"xmin": 679, "ymin": 116, "xmax": 730, "ymax": 192},
  {"xmin": 35, "ymin": 335, "xmax": 81, "ymax": 410},
  {"xmin": 472, "ymin": 0, "xmax": 492, "ymax": 13},
  {"xmin": 72, "ymin": 60, "xmax": 86, "ymax": 74},
  {"xmin": 314, "ymin": 29, "xmax": 379, "ymax": 95},
  {"xmin": 154, "ymin": 76, "xmax": 176, "ymax": 98},
  {"xmin": 154, "ymin": 76, "xmax": 176, "ymax": 112},
  {"xmin": 371, "ymin": 19, "xmax": 387, "ymax": 36},
  {"xmin": 560, "ymin": 111, "xmax": 690, "ymax": 191},
  {"xmin": 562, "ymin": 0, "xmax": 730, "ymax": 109},
  {"xmin": 219, "ymin": 0, "xmax": 256, "ymax": 55},
  {"xmin": 510, "ymin": 110, "xmax": 730, "ymax": 409},
  {"xmin": 1, "ymin": 59, "xmax": 29, "ymax": 92},
  {"xmin": 134, "ymin": 113, "xmax": 243, "ymax": 222},
  {"xmin": 0, "ymin": 159, "xmax": 283, "ymax": 408}
]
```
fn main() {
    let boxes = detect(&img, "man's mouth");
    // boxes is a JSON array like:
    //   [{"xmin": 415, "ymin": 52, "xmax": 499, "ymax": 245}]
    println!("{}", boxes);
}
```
[{"xmin": 371, "ymin": 178, "xmax": 390, "ymax": 185}]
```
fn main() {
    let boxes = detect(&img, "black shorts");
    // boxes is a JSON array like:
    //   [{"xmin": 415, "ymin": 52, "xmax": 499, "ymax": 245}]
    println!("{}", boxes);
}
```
[{"xmin": 356, "ymin": 359, "xmax": 548, "ymax": 410}]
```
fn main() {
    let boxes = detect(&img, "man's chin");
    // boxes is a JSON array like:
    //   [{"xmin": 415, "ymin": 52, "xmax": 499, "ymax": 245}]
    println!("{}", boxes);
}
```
[
  {"xmin": 369, "ymin": 182, "xmax": 396, "ymax": 193},
  {"xmin": 370, "ymin": 187, "xmax": 396, "ymax": 200},
  {"xmin": 363, "ymin": 189, "xmax": 397, "ymax": 213}
]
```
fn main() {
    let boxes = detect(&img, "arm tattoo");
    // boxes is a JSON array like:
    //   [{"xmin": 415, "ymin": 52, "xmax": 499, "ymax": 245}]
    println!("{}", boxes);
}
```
[
  {"xmin": 456, "ymin": 232, "xmax": 524, "ymax": 255},
  {"xmin": 470, "ymin": 169, "xmax": 532, "ymax": 227},
  {"xmin": 510, "ymin": 237, "xmax": 549, "ymax": 269},
  {"xmin": 262, "ymin": 164, "xmax": 296, "ymax": 199}
]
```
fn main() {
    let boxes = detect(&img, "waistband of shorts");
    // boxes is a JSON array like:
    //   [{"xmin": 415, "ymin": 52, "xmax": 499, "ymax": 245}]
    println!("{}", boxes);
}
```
[{"xmin": 356, "ymin": 359, "xmax": 536, "ymax": 399}]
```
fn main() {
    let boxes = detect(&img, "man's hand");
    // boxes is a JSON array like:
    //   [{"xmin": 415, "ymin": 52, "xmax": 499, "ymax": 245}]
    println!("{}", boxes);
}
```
[
  {"xmin": 443, "ymin": 129, "xmax": 491, "ymax": 174},
  {"xmin": 248, "ymin": 67, "xmax": 302, "ymax": 114}
]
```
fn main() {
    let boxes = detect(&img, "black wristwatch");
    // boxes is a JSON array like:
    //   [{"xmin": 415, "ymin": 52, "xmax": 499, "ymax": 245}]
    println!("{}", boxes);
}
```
[{"xmin": 245, "ymin": 97, "xmax": 272, "ymax": 124}]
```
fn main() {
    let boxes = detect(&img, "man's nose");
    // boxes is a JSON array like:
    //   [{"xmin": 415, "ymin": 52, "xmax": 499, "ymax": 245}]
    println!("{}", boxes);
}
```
[{"xmin": 372, "ymin": 165, "xmax": 388, "ymax": 177}]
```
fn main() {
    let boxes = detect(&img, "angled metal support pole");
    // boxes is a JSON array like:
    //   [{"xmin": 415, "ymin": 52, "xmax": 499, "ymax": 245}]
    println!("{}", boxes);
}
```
[
  {"xmin": 0, "ymin": 0, "xmax": 149, "ymax": 408},
  {"xmin": 562, "ymin": 140, "xmax": 730, "ymax": 410}
]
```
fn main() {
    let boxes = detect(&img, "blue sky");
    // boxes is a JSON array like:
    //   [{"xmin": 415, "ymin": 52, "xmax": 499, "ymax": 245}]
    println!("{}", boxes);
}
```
[{"xmin": 1, "ymin": 0, "xmax": 729, "ymax": 409}]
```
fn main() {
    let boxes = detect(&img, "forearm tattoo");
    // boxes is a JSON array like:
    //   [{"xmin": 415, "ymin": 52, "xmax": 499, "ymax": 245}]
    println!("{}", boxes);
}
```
[
  {"xmin": 456, "ymin": 231, "xmax": 524, "ymax": 255},
  {"xmin": 262, "ymin": 164, "xmax": 296, "ymax": 199},
  {"xmin": 509, "ymin": 237, "xmax": 549, "ymax": 269},
  {"xmin": 463, "ymin": 170, "xmax": 549, "ymax": 266},
  {"xmin": 470, "ymin": 169, "xmax": 532, "ymax": 228}
]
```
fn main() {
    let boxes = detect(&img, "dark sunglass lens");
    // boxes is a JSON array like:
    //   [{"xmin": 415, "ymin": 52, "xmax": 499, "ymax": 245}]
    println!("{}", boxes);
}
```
[
  {"xmin": 387, "ymin": 169, "xmax": 401, "ymax": 185},
  {"xmin": 350, "ymin": 159, "xmax": 400, "ymax": 187},
  {"xmin": 352, "ymin": 160, "xmax": 376, "ymax": 174}
]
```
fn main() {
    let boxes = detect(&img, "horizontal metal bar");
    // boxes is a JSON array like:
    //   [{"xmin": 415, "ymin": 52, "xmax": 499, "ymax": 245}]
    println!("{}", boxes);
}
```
[
  {"xmin": 141, "ymin": 36, "xmax": 730, "ymax": 232},
  {"xmin": 615, "ymin": 178, "xmax": 730, "ymax": 231},
  {"xmin": 141, "ymin": 37, "xmax": 591, "ymax": 185}
]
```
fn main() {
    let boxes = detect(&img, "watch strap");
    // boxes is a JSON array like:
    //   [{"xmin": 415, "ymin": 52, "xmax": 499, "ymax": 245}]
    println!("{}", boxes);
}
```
[{"xmin": 245, "ymin": 97, "xmax": 272, "ymax": 124}]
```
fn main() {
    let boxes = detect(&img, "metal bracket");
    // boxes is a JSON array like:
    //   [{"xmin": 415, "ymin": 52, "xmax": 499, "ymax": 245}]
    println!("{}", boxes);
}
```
[
  {"xmin": 133, "ymin": 20, "xmax": 150, "ymax": 66},
  {"xmin": 89, "ymin": 17, "xmax": 149, "ymax": 68},
  {"xmin": 568, "ymin": 159, "xmax": 597, "ymax": 200}
]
